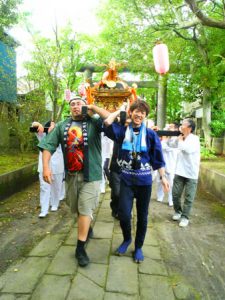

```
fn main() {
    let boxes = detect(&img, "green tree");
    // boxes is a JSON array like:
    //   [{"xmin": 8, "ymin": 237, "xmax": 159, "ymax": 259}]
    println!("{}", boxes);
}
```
[
  {"xmin": 0, "ymin": 0, "xmax": 22, "ymax": 40},
  {"xmin": 185, "ymin": 0, "xmax": 225, "ymax": 29},
  {"xmin": 97, "ymin": 0, "xmax": 225, "ymax": 143},
  {"xmin": 24, "ymin": 24, "xmax": 96, "ymax": 121},
  {"xmin": 8, "ymin": 89, "xmax": 47, "ymax": 152}
]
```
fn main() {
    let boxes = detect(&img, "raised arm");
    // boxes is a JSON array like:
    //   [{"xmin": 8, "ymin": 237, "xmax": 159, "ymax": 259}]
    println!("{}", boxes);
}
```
[
  {"xmin": 87, "ymin": 104, "xmax": 110, "ymax": 120},
  {"xmin": 104, "ymin": 110, "xmax": 121, "ymax": 127},
  {"xmin": 32, "ymin": 121, "xmax": 45, "ymax": 141}
]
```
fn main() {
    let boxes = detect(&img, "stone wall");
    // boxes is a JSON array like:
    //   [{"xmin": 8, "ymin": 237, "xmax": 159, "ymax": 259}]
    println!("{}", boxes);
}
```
[
  {"xmin": 0, "ymin": 163, "xmax": 38, "ymax": 200},
  {"xmin": 211, "ymin": 137, "xmax": 225, "ymax": 155},
  {"xmin": 199, "ymin": 165, "xmax": 225, "ymax": 203}
]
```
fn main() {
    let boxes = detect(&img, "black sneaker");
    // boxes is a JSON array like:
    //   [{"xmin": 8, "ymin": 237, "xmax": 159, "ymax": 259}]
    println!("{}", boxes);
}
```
[{"xmin": 75, "ymin": 249, "xmax": 90, "ymax": 267}]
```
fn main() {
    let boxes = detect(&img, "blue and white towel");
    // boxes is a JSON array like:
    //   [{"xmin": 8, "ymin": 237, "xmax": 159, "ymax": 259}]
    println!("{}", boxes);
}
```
[{"xmin": 122, "ymin": 123, "xmax": 147, "ymax": 153}]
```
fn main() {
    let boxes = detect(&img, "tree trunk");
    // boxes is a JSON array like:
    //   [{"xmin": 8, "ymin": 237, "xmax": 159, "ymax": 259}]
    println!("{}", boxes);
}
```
[
  {"xmin": 202, "ymin": 87, "xmax": 211, "ymax": 147},
  {"xmin": 156, "ymin": 74, "xmax": 167, "ymax": 129},
  {"xmin": 56, "ymin": 100, "xmax": 66, "ymax": 122},
  {"xmin": 194, "ymin": 31, "xmax": 212, "ymax": 146},
  {"xmin": 52, "ymin": 99, "xmax": 57, "ymax": 122}
]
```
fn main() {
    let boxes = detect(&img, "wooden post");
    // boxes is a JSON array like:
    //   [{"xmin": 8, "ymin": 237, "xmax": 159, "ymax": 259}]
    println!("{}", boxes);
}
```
[
  {"xmin": 84, "ymin": 68, "xmax": 93, "ymax": 84},
  {"xmin": 157, "ymin": 74, "xmax": 167, "ymax": 129}
]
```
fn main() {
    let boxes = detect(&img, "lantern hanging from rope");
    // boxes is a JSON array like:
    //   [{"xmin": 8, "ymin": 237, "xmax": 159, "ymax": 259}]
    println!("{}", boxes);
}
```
[{"xmin": 153, "ymin": 43, "xmax": 169, "ymax": 74}]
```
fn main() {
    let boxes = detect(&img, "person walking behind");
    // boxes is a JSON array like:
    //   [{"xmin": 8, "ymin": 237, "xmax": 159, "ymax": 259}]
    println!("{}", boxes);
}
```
[
  {"xmin": 100, "ymin": 133, "xmax": 113, "ymax": 193},
  {"xmin": 104, "ymin": 99, "xmax": 169, "ymax": 263},
  {"xmin": 109, "ymin": 141, "xmax": 121, "ymax": 219},
  {"xmin": 32, "ymin": 121, "xmax": 65, "ymax": 218},
  {"xmin": 38, "ymin": 96, "xmax": 109, "ymax": 267},
  {"xmin": 156, "ymin": 122, "xmax": 179, "ymax": 206},
  {"xmin": 169, "ymin": 119, "xmax": 200, "ymax": 227}
]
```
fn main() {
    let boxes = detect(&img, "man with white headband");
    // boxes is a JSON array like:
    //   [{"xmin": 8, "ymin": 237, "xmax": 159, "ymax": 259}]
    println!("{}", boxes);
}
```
[{"xmin": 38, "ymin": 96, "xmax": 109, "ymax": 267}]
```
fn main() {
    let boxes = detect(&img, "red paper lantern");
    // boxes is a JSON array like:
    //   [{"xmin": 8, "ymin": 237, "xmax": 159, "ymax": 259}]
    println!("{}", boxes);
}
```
[{"xmin": 153, "ymin": 43, "xmax": 169, "ymax": 74}]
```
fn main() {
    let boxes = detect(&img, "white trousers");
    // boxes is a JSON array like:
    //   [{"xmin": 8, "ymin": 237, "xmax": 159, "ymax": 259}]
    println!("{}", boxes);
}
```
[
  {"xmin": 39, "ymin": 173, "xmax": 64, "ymax": 213},
  {"xmin": 100, "ymin": 173, "xmax": 106, "ymax": 193},
  {"xmin": 59, "ymin": 179, "xmax": 65, "ymax": 201},
  {"xmin": 157, "ymin": 173, "xmax": 174, "ymax": 206}
]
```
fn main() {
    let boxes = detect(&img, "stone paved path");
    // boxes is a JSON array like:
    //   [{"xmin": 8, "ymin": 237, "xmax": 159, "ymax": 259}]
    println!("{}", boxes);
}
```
[{"xmin": 0, "ymin": 185, "xmax": 225, "ymax": 300}]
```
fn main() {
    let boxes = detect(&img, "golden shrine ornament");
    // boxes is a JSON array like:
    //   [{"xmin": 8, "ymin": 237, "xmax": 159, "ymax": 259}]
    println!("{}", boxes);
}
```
[{"xmin": 84, "ymin": 59, "xmax": 137, "ymax": 112}]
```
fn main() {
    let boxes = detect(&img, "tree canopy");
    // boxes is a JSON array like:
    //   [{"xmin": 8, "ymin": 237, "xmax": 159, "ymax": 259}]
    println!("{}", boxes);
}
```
[
  {"xmin": 0, "ymin": 0, "xmax": 22, "ymax": 40},
  {"xmin": 96, "ymin": 0, "xmax": 225, "ymax": 138},
  {"xmin": 24, "ymin": 24, "xmax": 99, "ymax": 121},
  {"xmin": 12, "ymin": 0, "xmax": 225, "ymax": 139}
]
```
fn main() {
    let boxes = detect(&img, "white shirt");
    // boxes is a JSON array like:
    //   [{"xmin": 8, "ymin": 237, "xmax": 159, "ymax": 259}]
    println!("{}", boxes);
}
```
[
  {"xmin": 37, "ymin": 133, "xmax": 64, "ymax": 174},
  {"xmin": 161, "ymin": 139, "xmax": 178, "ymax": 174},
  {"xmin": 168, "ymin": 133, "xmax": 200, "ymax": 180},
  {"xmin": 101, "ymin": 133, "xmax": 113, "ymax": 161}
]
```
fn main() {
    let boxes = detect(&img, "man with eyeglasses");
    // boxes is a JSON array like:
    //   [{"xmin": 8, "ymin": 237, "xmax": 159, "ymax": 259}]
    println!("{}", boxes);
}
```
[
  {"xmin": 168, "ymin": 118, "xmax": 200, "ymax": 227},
  {"xmin": 38, "ymin": 96, "xmax": 109, "ymax": 267}
]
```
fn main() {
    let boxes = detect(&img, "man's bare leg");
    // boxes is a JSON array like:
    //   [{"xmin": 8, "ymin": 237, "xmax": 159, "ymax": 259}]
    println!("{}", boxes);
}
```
[{"xmin": 78, "ymin": 215, "xmax": 91, "ymax": 241}]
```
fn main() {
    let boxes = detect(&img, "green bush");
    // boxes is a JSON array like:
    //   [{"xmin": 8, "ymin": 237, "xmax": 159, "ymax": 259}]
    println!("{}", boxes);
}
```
[
  {"xmin": 200, "ymin": 139, "xmax": 216, "ymax": 159},
  {"xmin": 210, "ymin": 120, "xmax": 225, "ymax": 137}
]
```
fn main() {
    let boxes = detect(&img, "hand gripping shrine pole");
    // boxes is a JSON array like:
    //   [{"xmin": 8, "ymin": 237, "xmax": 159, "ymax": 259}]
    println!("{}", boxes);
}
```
[{"xmin": 153, "ymin": 42, "xmax": 170, "ymax": 129}]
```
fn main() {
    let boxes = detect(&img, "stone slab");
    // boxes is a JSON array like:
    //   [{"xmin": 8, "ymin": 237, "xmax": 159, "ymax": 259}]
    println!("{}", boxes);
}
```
[
  {"xmin": 56, "ymin": 219, "xmax": 75, "ymax": 234},
  {"xmin": 106, "ymin": 256, "xmax": 138, "ymax": 295},
  {"xmin": 93, "ymin": 222, "xmax": 114, "ymax": 239},
  {"xmin": 173, "ymin": 282, "xmax": 193, "ymax": 299},
  {"xmin": 0, "ymin": 296, "xmax": 30, "ymax": 300},
  {"xmin": 31, "ymin": 274, "xmax": 71, "ymax": 300},
  {"xmin": 79, "ymin": 263, "xmax": 108, "ymax": 287},
  {"xmin": 104, "ymin": 293, "xmax": 138, "ymax": 300},
  {"xmin": 1, "ymin": 257, "xmax": 50, "ymax": 293},
  {"xmin": 47, "ymin": 246, "xmax": 77, "ymax": 275},
  {"xmin": 144, "ymin": 230, "xmax": 159, "ymax": 246},
  {"xmin": 96, "ymin": 208, "xmax": 114, "ymax": 222},
  {"xmin": 64, "ymin": 227, "xmax": 77, "ymax": 245},
  {"xmin": 100, "ymin": 199, "xmax": 111, "ymax": 209},
  {"xmin": 139, "ymin": 274, "xmax": 175, "ymax": 300},
  {"xmin": 67, "ymin": 273, "xmax": 104, "ymax": 300},
  {"xmin": 103, "ymin": 191, "xmax": 111, "ymax": 200},
  {"xmin": 28, "ymin": 234, "xmax": 65, "ymax": 257},
  {"xmin": 139, "ymin": 257, "xmax": 168, "ymax": 276},
  {"xmin": 142, "ymin": 244, "xmax": 161, "ymax": 260},
  {"xmin": 0, "ymin": 295, "xmax": 15, "ymax": 300},
  {"xmin": 113, "ymin": 222, "xmax": 122, "ymax": 234},
  {"xmin": 87, "ymin": 239, "xmax": 111, "ymax": 264}
]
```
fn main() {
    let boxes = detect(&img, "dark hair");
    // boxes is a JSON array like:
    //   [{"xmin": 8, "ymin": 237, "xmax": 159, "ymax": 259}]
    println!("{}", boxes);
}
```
[
  {"xmin": 172, "ymin": 121, "xmax": 180, "ymax": 130},
  {"xmin": 44, "ymin": 120, "xmax": 51, "ymax": 128},
  {"xmin": 69, "ymin": 96, "xmax": 86, "ymax": 104},
  {"xmin": 185, "ymin": 118, "xmax": 196, "ymax": 133},
  {"xmin": 130, "ymin": 100, "xmax": 150, "ymax": 116}
]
